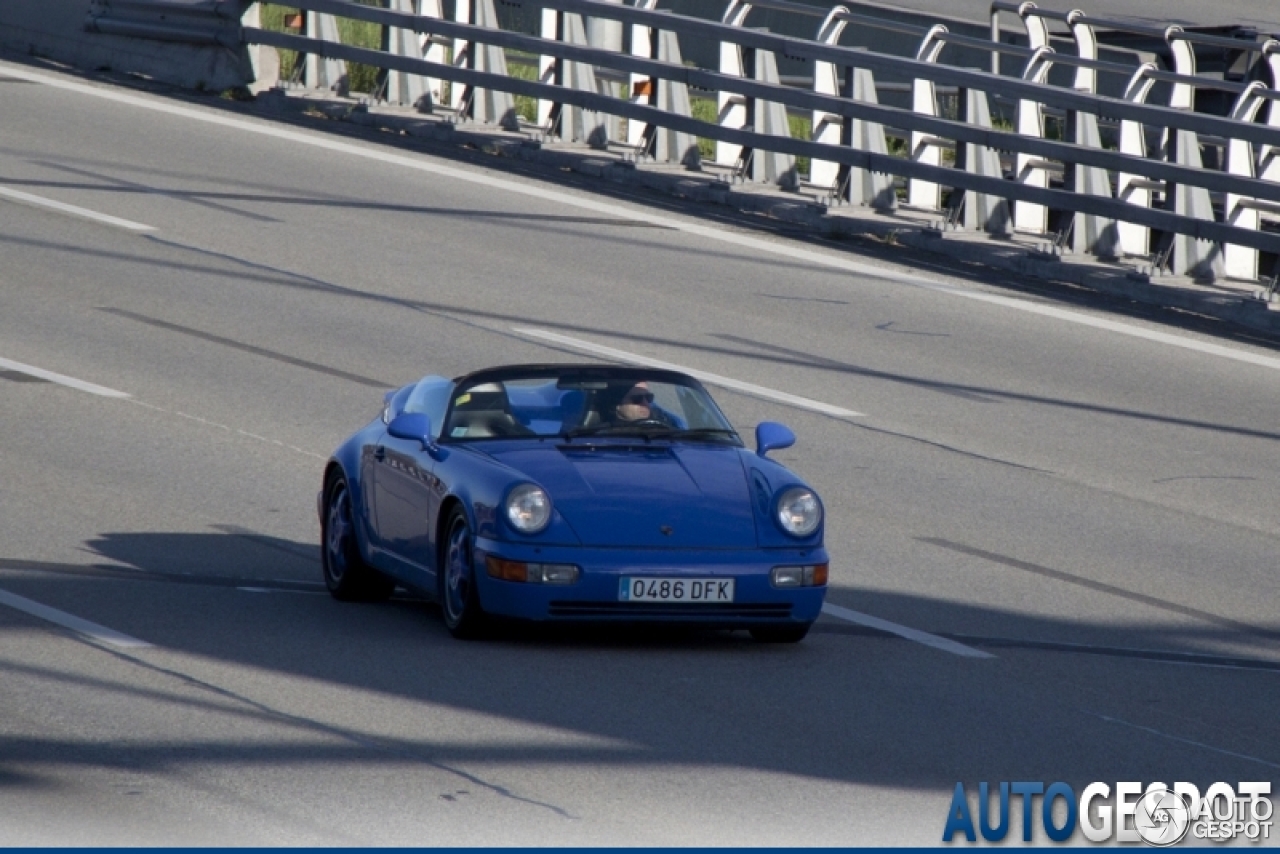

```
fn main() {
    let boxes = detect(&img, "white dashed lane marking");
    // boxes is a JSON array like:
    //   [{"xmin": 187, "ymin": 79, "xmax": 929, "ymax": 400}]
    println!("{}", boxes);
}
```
[
  {"xmin": 0, "ymin": 355, "xmax": 132, "ymax": 398},
  {"xmin": 0, "ymin": 587, "xmax": 153, "ymax": 649},
  {"xmin": 514, "ymin": 328, "xmax": 866, "ymax": 419},
  {"xmin": 822, "ymin": 602, "xmax": 996, "ymax": 659},
  {"xmin": 0, "ymin": 185, "xmax": 156, "ymax": 232}
]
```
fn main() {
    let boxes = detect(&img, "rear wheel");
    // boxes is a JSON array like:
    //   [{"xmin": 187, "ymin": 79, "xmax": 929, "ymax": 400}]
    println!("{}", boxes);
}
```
[
  {"xmin": 322, "ymin": 474, "xmax": 395, "ymax": 602},
  {"xmin": 749, "ymin": 624, "xmax": 811, "ymax": 643},
  {"xmin": 439, "ymin": 507, "xmax": 487, "ymax": 639}
]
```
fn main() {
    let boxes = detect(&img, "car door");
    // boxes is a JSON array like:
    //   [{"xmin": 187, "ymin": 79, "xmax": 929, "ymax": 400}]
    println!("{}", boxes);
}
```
[
  {"xmin": 369, "ymin": 376, "xmax": 453, "ymax": 578},
  {"xmin": 372, "ymin": 435, "xmax": 438, "ymax": 572}
]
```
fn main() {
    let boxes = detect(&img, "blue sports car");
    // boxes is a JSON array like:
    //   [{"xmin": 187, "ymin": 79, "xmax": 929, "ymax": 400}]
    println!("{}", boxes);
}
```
[{"xmin": 319, "ymin": 364, "xmax": 828, "ymax": 642}]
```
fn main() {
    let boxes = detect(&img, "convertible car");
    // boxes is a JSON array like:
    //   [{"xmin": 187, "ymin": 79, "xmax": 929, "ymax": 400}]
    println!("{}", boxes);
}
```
[{"xmin": 319, "ymin": 364, "xmax": 828, "ymax": 641}]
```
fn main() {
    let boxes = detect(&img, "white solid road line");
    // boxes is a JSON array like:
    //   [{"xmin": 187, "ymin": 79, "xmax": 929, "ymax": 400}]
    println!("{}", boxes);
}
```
[
  {"xmin": 0, "ymin": 587, "xmax": 153, "ymax": 649},
  {"xmin": 0, "ymin": 185, "xmax": 156, "ymax": 232},
  {"xmin": 6, "ymin": 62, "xmax": 1280, "ymax": 375},
  {"xmin": 515, "ymin": 328, "xmax": 866, "ymax": 418},
  {"xmin": 0, "ymin": 355, "xmax": 132, "ymax": 398},
  {"xmin": 822, "ymin": 602, "xmax": 996, "ymax": 658}
]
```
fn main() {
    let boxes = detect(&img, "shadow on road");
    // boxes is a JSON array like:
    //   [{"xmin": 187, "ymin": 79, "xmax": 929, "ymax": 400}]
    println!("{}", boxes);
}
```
[{"xmin": 0, "ymin": 529, "xmax": 1277, "ymax": 804}]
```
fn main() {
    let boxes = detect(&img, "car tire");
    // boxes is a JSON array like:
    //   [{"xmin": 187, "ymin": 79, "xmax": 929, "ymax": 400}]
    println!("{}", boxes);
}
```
[
  {"xmin": 322, "ymin": 473, "xmax": 395, "ymax": 603},
  {"xmin": 749, "ymin": 624, "xmax": 811, "ymax": 643},
  {"xmin": 439, "ymin": 507, "xmax": 487, "ymax": 639}
]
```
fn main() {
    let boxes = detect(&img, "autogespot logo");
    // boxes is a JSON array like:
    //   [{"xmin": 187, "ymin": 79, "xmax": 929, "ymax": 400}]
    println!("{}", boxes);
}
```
[
  {"xmin": 943, "ymin": 781, "xmax": 1273, "ymax": 845},
  {"xmin": 1133, "ymin": 788, "xmax": 1191, "ymax": 846}
]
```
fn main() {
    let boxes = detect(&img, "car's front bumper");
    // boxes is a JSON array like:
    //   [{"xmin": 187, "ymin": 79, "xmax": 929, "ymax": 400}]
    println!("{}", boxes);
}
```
[{"xmin": 472, "ymin": 538, "xmax": 827, "ymax": 626}]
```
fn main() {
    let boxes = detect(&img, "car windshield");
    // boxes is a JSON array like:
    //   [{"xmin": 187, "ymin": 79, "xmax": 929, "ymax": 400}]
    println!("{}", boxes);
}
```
[{"xmin": 439, "ymin": 366, "xmax": 740, "ymax": 444}]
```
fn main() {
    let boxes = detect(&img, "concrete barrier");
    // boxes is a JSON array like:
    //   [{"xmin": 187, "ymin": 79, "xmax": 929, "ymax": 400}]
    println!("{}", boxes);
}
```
[{"xmin": 1, "ymin": 0, "xmax": 255, "ymax": 91}]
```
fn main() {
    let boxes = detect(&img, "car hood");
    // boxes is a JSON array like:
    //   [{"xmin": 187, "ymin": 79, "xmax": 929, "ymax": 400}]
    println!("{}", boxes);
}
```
[{"xmin": 481, "ymin": 442, "xmax": 758, "ymax": 548}]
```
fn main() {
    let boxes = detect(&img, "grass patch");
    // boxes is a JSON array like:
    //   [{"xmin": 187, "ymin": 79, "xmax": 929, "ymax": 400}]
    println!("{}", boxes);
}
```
[
  {"xmin": 507, "ymin": 57, "xmax": 540, "ymax": 124},
  {"xmin": 690, "ymin": 96, "xmax": 718, "ymax": 160},
  {"xmin": 339, "ymin": 5, "xmax": 383, "ymax": 94},
  {"xmin": 690, "ymin": 97, "xmax": 813, "ymax": 176},
  {"xmin": 788, "ymin": 112, "xmax": 810, "ymax": 177},
  {"xmin": 259, "ymin": 2, "xmax": 383, "ymax": 93}
]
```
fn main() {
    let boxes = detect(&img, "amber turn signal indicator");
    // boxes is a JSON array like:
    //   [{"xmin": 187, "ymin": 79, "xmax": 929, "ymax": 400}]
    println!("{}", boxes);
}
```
[{"xmin": 485, "ymin": 556, "xmax": 528, "ymax": 582}]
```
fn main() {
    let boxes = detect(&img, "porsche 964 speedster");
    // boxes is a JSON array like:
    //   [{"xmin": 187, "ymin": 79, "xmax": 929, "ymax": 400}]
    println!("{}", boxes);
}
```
[{"xmin": 319, "ymin": 364, "xmax": 828, "ymax": 642}]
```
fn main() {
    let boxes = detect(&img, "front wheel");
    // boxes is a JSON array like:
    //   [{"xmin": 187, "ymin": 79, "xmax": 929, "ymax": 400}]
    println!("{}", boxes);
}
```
[
  {"xmin": 322, "ymin": 474, "xmax": 395, "ymax": 602},
  {"xmin": 439, "ymin": 508, "xmax": 487, "ymax": 639},
  {"xmin": 749, "ymin": 624, "xmax": 811, "ymax": 643}
]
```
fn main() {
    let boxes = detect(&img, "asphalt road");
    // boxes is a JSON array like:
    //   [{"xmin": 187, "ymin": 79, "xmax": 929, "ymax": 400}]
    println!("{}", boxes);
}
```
[{"xmin": 0, "ymin": 60, "xmax": 1277, "ymax": 845}]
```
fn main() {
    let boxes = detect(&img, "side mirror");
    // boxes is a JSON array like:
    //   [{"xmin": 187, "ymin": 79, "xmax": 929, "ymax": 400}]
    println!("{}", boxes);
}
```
[
  {"xmin": 387, "ymin": 412, "xmax": 436, "ymax": 453},
  {"xmin": 755, "ymin": 421, "xmax": 796, "ymax": 458}
]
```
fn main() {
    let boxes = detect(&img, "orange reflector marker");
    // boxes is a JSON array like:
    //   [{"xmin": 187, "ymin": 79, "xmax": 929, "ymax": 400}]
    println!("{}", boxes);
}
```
[
  {"xmin": 485, "ymin": 556, "xmax": 528, "ymax": 582},
  {"xmin": 812, "ymin": 563, "xmax": 829, "ymax": 586}
]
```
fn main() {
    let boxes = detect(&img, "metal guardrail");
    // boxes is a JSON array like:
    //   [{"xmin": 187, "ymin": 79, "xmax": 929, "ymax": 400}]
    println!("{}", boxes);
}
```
[
  {"xmin": 85, "ymin": 0, "xmax": 243, "ymax": 45},
  {"xmin": 88, "ymin": 0, "xmax": 1280, "ymax": 282}
]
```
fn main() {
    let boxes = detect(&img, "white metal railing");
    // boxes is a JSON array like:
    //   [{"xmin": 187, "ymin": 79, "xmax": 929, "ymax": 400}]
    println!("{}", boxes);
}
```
[
  {"xmin": 87, "ymin": 0, "xmax": 1280, "ymax": 283},
  {"xmin": 991, "ymin": 1, "xmax": 1280, "ymax": 276}
]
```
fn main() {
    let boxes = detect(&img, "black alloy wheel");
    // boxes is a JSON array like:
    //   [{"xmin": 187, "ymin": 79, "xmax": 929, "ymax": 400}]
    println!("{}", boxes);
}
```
[
  {"xmin": 439, "ymin": 507, "xmax": 487, "ymax": 639},
  {"xmin": 322, "ymin": 473, "xmax": 395, "ymax": 602}
]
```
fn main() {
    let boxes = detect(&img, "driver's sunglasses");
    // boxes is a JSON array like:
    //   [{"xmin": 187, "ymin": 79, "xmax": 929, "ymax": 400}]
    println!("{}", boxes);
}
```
[{"xmin": 625, "ymin": 392, "xmax": 655, "ymax": 404}]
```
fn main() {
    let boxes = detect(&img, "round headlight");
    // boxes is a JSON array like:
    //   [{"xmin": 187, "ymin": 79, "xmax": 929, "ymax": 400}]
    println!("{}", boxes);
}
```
[
  {"xmin": 776, "ymin": 487, "xmax": 822, "ymax": 537},
  {"xmin": 506, "ymin": 484, "xmax": 551, "ymax": 533}
]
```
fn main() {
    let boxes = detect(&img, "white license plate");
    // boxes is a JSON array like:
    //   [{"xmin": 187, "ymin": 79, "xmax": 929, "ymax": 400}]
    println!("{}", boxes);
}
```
[{"xmin": 619, "ymin": 577, "xmax": 734, "ymax": 603}]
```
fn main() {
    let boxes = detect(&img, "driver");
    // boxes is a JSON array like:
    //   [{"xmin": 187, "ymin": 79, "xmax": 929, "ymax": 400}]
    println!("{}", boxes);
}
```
[
  {"xmin": 611, "ymin": 380, "xmax": 679, "ymax": 427},
  {"xmin": 615, "ymin": 381, "xmax": 656, "ymax": 422}
]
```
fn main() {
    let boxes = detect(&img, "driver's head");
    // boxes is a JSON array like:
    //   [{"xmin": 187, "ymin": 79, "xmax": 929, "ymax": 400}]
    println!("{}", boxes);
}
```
[{"xmin": 615, "ymin": 381, "xmax": 654, "ymax": 422}]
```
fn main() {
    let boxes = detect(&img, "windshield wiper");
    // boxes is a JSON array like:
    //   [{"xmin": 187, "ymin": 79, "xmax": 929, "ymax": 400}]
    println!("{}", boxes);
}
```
[
  {"xmin": 562, "ymin": 423, "xmax": 668, "ymax": 441},
  {"xmin": 662, "ymin": 428, "xmax": 740, "ymax": 443},
  {"xmin": 562, "ymin": 424, "xmax": 610, "ymax": 439},
  {"xmin": 564, "ymin": 425, "xmax": 739, "ymax": 441}
]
